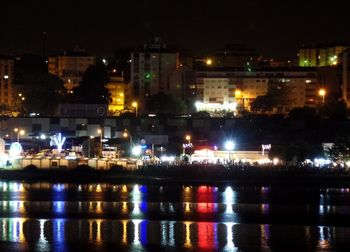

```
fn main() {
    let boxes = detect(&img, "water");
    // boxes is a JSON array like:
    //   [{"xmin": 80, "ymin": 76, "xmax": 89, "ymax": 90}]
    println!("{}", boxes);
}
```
[{"xmin": 0, "ymin": 182, "xmax": 349, "ymax": 251}]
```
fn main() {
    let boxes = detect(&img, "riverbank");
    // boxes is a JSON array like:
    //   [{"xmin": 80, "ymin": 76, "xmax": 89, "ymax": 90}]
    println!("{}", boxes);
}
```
[{"xmin": 1, "ymin": 164, "xmax": 350, "ymax": 186}]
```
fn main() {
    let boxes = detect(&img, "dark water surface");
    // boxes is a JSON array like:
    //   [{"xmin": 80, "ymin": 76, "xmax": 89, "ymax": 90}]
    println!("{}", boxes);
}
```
[{"xmin": 0, "ymin": 181, "xmax": 349, "ymax": 251}]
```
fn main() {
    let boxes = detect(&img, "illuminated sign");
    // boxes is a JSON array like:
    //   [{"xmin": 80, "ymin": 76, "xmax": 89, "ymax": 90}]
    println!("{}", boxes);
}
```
[
  {"xmin": 51, "ymin": 133, "xmax": 66, "ymax": 153},
  {"xmin": 261, "ymin": 144, "xmax": 271, "ymax": 156},
  {"xmin": 195, "ymin": 102, "xmax": 237, "ymax": 112},
  {"xmin": 9, "ymin": 142, "xmax": 23, "ymax": 158}
]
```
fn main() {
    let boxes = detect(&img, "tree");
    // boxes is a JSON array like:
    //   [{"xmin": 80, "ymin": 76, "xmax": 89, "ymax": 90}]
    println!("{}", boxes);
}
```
[
  {"xmin": 15, "ymin": 54, "xmax": 66, "ymax": 115},
  {"xmin": 145, "ymin": 92, "xmax": 187, "ymax": 115},
  {"xmin": 326, "ymin": 136, "xmax": 350, "ymax": 162},
  {"xmin": 289, "ymin": 106, "xmax": 317, "ymax": 120},
  {"xmin": 319, "ymin": 98, "xmax": 347, "ymax": 120},
  {"xmin": 251, "ymin": 80, "xmax": 293, "ymax": 113},
  {"xmin": 21, "ymin": 74, "xmax": 66, "ymax": 115},
  {"xmin": 72, "ymin": 64, "xmax": 111, "ymax": 104}
]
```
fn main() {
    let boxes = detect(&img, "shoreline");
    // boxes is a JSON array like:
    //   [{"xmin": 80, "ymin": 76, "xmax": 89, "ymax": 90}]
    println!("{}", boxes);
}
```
[{"xmin": 1, "ymin": 167, "xmax": 350, "ymax": 187}]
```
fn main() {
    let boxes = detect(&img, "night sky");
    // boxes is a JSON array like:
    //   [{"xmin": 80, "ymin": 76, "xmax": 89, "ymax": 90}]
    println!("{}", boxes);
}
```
[{"xmin": 1, "ymin": 0, "xmax": 350, "ymax": 59}]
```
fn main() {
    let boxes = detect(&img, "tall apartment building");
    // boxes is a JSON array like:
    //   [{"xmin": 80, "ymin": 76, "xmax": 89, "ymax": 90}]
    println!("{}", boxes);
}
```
[
  {"xmin": 48, "ymin": 49, "xmax": 95, "ymax": 91},
  {"xmin": 299, "ymin": 45, "xmax": 348, "ymax": 67},
  {"xmin": 194, "ymin": 68, "xmax": 318, "ymax": 113},
  {"xmin": 106, "ymin": 69, "xmax": 127, "ymax": 114},
  {"xmin": 342, "ymin": 49, "xmax": 350, "ymax": 104},
  {"xmin": 131, "ymin": 38, "xmax": 180, "ymax": 107},
  {"xmin": 0, "ymin": 56, "xmax": 14, "ymax": 108}
]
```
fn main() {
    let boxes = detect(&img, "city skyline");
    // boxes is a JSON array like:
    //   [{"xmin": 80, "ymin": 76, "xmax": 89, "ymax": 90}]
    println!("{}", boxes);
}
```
[{"xmin": 1, "ymin": 0, "xmax": 350, "ymax": 59}]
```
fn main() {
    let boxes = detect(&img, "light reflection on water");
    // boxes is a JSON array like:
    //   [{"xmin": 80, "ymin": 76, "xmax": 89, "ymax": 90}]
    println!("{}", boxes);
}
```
[
  {"xmin": 0, "ymin": 181, "xmax": 349, "ymax": 250},
  {"xmin": 0, "ymin": 218, "xmax": 343, "ymax": 251}
]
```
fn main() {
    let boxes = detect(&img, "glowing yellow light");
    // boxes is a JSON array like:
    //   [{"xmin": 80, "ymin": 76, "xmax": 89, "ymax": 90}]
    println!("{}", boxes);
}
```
[
  {"xmin": 14, "ymin": 128, "xmax": 18, "ymax": 132},
  {"xmin": 206, "ymin": 59, "xmax": 212, "ymax": 66},
  {"xmin": 318, "ymin": 89, "xmax": 326, "ymax": 97},
  {"xmin": 19, "ymin": 130, "xmax": 25, "ymax": 136},
  {"xmin": 97, "ymin": 129, "xmax": 102, "ymax": 134},
  {"xmin": 123, "ymin": 132, "xmax": 128, "ymax": 138},
  {"xmin": 235, "ymin": 89, "xmax": 242, "ymax": 97},
  {"xmin": 119, "ymin": 93, "xmax": 124, "ymax": 97},
  {"xmin": 185, "ymin": 135, "xmax": 191, "ymax": 141},
  {"xmin": 132, "ymin": 101, "xmax": 138, "ymax": 108}
]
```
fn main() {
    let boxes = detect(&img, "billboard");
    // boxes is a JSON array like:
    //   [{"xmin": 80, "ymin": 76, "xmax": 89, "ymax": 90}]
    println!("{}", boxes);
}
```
[{"xmin": 58, "ymin": 104, "xmax": 108, "ymax": 118}]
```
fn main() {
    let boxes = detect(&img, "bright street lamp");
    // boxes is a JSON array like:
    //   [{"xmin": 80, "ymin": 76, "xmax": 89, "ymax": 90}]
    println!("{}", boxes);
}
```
[
  {"xmin": 206, "ymin": 58, "xmax": 213, "ymax": 66},
  {"xmin": 97, "ymin": 129, "xmax": 103, "ymax": 157},
  {"xmin": 14, "ymin": 128, "xmax": 25, "ymax": 142},
  {"xmin": 235, "ymin": 90, "xmax": 242, "ymax": 97},
  {"xmin": 225, "ymin": 140, "xmax": 235, "ymax": 162},
  {"xmin": 132, "ymin": 145, "xmax": 142, "ymax": 156},
  {"xmin": 318, "ymin": 88, "xmax": 326, "ymax": 103},
  {"xmin": 185, "ymin": 135, "xmax": 191, "ymax": 144},
  {"xmin": 123, "ymin": 130, "xmax": 133, "ymax": 157},
  {"xmin": 132, "ymin": 101, "xmax": 138, "ymax": 117}
]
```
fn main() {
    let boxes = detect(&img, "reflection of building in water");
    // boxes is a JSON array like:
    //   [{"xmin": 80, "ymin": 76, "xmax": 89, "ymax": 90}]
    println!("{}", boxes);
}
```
[
  {"xmin": 196, "ymin": 186, "xmax": 218, "ymax": 214},
  {"xmin": 184, "ymin": 222, "xmax": 192, "ymax": 248},
  {"xmin": 0, "ymin": 218, "xmax": 316, "ymax": 250},
  {"xmin": 318, "ymin": 226, "xmax": 332, "ymax": 250},
  {"xmin": 224, "ymin": 186, "xmax": 236, "ymax": 214},
  {"xmin": 260, "ymin": 224, "xmax": 270, "ymax": 249},
  {"xmin": 225, "ymin": 222, "xmax": 235, "ymax": 250},
  {"xmin": 260, "ymin": 204, "xmax": 270, "ymax": 215},
  {"xmin": 197, "ymin": 222, "xmax": 217, "ymax": 249},
  {"xmin": 132, "ymin": 220, "xmax": 141, "ymax": 246}
]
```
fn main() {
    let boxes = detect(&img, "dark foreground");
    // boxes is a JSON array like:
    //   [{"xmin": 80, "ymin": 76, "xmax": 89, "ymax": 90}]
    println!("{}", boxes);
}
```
[
  {"xmin": 0, "ymin": 181, "xmax": 350, "ymax": 251},
  {"xmin": 1, "ymin": 164, "xmax": 350, "ymax": 186}
]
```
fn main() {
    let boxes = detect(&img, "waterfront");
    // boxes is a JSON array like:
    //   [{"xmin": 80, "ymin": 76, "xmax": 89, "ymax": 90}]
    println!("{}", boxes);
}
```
[{"xmin": 0, "ymin": 182, "xmax": 350, "ymax": 251}]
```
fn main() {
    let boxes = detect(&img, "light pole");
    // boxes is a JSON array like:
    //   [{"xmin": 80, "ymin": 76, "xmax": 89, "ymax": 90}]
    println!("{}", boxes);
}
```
[
  {"xmin": 225, "ymin": 140, "xmax": 235, "ymax": 163},
  {"xmin": 88, "ymin": 136, "xmax": 94, "ymax": 158},
  {"xmin": 97, "ymin": 129, "xmax": 103, "ymax": 157},
  {"xmin": 318, "ymin": 88, "xmax": 326, "ymax": 103},
  {"xmin": 14, "ymin": 128, "xmax": 25, "ymax": 143},
  {"xmin": 183, "ymin": 135, "xmax": 191, "ymax": 155},
  {"xmin": 132, "ymin": 101, "xmax": 138, "ymax": 117},
  {"xmin": 185, "ymin": 135, "xmax": 191, "ymax": 144},
  {"xmin": 123, "ymin": 130, "xmax": 133, "ymax": 157}
]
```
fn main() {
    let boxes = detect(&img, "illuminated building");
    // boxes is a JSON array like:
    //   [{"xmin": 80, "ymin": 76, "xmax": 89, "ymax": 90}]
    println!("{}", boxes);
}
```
[
  {"xmin": 194, "ymin": 68, "xmax": 318, "ymax": 113},
  {"xmin": 106, "ymin": 69, "xmax": 127, "ymax": 114},
  {"xmin": 131, "ymin": 38, "xmax": 180, "ymax": 108},
  {"xmin": 0, "ymin": 56, "xmax": 14, "ymax": 108},
  {"xmin": 298, "ymin": 44, "xmax": 347, "ymax": 67},
  {"xmin": 342, "ymin": 49, "xmax": 350, "ymax": 105},
  {"xmin": 48, "ymin": 48, "xmax": 95, "ymax": 91}
]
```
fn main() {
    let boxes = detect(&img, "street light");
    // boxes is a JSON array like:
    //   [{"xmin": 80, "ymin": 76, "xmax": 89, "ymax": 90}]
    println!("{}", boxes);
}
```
[
  {"xmin": 14, "ymin": 128, "xmax": 25, "ymax": 142},
  {"xmin": 206, "ymin": 58, "xmax": 213, "ymax": 66},
  {"xmin": 132, "ymin": 145, "xmax": 142, "ymax": 156},
  {"xmin": 225, "ymin": 140, "xmax": 235, "ymax": 163},
  {"xmin": 185, "ymin": 135, "xmax": 191, "ymax": 144},
  {"xmin": 132, "ymin": 101, "xmax": 138, "ymax": 117},
  {"xmin": 318, "ymin": 88, "xmax": 326, "ymax": 103},
  {"xmin": 97, "ymin": 129, "xmax": 103, "ymax": 157},
  {"xmin": 183, "ymin": 135, "xmax": 192, "ymax": 155},
  {"xmin": 123, "ymin": 130, "xmax": 133, "ymax": 157}
]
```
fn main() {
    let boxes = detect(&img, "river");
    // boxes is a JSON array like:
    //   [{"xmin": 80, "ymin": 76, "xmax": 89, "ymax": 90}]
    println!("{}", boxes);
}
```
[{"xmin": 0, "ymin": 181, "xmax": 349, "ymax": 251}]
